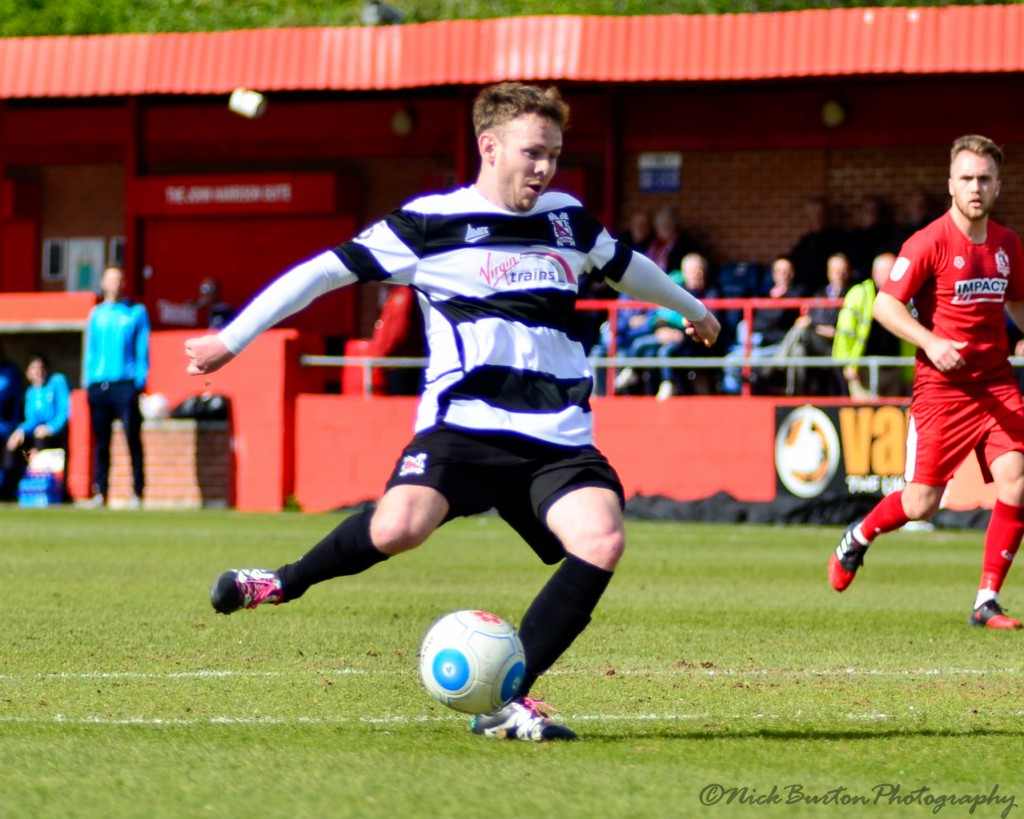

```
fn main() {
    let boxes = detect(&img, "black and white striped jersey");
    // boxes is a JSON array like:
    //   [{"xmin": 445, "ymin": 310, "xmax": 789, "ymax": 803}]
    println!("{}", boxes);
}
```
[{"xmin": 334, "ymin": 185, "xmax": 632, "ymax": 448}]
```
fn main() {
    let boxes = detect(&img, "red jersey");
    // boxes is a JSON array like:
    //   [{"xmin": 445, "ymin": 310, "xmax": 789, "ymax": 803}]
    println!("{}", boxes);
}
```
[{"xmin": 883, "ymin": 211, "xmax": 1024, "ymax": 386}]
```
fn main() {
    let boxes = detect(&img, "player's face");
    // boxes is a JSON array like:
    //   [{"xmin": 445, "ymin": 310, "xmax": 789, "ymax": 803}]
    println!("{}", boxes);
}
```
[
  {"xmin": 480, "ymin": 113, "xmax": 561, "ymax": 213},
  {"xmin": 949, "ymin": 150, "xmax": 1001, "ymax": 222}
]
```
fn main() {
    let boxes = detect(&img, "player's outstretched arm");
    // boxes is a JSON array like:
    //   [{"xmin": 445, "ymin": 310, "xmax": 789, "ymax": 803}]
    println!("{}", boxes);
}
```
[
  {"xmin": 612, "ymin": 252, "xmax": 720, "ymax": 346},
  {"xmin": 181, "ymin": 250, "xmax": 359, "ymax": 376}
]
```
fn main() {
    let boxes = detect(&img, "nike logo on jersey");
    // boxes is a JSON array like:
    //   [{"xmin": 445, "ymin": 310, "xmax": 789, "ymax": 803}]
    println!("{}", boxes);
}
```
[{"xmin": 465, "ymin": 224, "xmax": 490, "ymax": 243}]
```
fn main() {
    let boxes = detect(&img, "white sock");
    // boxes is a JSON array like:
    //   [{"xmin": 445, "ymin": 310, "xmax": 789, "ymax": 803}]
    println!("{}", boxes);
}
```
[{"xmin": 974, "ymin": 588, "xmax": 998, "ymax": 610}]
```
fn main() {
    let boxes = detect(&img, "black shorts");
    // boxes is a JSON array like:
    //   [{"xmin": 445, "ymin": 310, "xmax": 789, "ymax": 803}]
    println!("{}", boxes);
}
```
[{"xmin": 385, "ymin": 427, "xmax": 625, "ymax": 564}]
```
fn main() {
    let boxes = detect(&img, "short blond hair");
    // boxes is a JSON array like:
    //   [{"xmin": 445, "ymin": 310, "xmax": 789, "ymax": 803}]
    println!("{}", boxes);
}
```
[{"xmin": 951, "ymin": 134, "xmax": 1003, "ymax": 171}]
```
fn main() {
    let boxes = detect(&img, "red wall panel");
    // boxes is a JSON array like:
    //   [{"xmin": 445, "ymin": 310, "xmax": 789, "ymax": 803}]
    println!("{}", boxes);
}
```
[{"xmin": 143, "ymin": 215, "xmax": 358, "ymax": 337}]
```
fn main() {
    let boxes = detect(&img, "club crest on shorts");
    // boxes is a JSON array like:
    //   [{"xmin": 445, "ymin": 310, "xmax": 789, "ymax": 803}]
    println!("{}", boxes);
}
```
[{"xmin": 399, "ymin": 452, "xmax": 428, "ymax": 477}]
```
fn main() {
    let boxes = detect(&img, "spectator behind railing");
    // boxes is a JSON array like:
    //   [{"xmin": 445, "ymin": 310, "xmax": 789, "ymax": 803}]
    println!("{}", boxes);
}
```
[
  {"xmin": 773, "ymin": 252, "xmax": 851, "ymax": 396},
  {"xmin": 721, "ymin": 257, "xmax": 805, "ymax": 395},
  {"xmin": 833, "ymin": 252, "xmax": 906, "ymax": 399},
  {"xmin": 574, "ymin": 211, "xmax": 649, "ymax": 354},
  {"xmin": 612, "ymin": 253, "xmax": 724, "ymax": 399},
  {"xmin": 842, "ymin": 195, "xmax": 898, "ymax": 284},
  {"xmin": 646, "ymin": 206, "xmax": 703, "ymax": 277},
  {"xmin": 787, "ymin": 196, "xmax": 846, "ymax": 293}
]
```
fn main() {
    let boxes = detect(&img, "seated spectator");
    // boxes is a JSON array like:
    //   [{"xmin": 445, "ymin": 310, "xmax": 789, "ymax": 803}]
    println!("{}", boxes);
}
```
[
  {"xmin": 590, "ymin": 290, "xmax": 665, "ymax": 394},
  {"xmin": 621, "ymin": 209, "xmax": 654, "ymax": 253},
  {"xmin": 722, "ymin": 257, "xmax": 805, "ymax": 395},
  {"xmin": 2, "ymin": 353, "xmax": 69, "ymax": 498},
  {"xmin": 613, "ymin": 253, "xmax": 722, "ymax": 399},
  {"xmin": 843, "ymin": 195, "xmax": 895, "ymax": 284},
  {"xmin": 787, "ymin": 196, "xmax": 846, "ymax": 293},
  {"xmin": 833, "ymin": 253, "xmax": 906, "ymax": 399},
  {"xmin": 0, "ymin": 341, "xmax": 24, "ymax": 500},
  {"xmin": 891, "ymin": 187, "xmax": 942, "ymax": 247},
  {"xmin": 775, "ymin": 252, "xmax": 851, "ymax": 396},
  {"xmin": 646, "ymin": 206, "xmax": 701, "ymax": 275}
]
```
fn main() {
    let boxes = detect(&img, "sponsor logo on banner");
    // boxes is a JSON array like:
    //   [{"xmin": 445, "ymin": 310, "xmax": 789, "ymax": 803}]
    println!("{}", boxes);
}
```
[
  {"xmin": 775, "ymin": 405, "xmax": 841, "ymax": 498},
  {"xmin": 775, "ymin": 404, "xmax": 908, "ymax": 499}
]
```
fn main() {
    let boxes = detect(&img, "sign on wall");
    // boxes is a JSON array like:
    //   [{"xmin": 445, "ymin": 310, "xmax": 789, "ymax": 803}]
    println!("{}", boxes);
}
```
[
  {"xmin": 638, "ymin": 152, "xmax": 682, "ymax": 193},
  {"xmin": 131, "ymin": 173, "xmax": 337, "ymax": 217}
]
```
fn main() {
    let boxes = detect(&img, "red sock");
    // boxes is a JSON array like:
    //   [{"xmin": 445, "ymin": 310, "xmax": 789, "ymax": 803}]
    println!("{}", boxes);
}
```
[
  {"xmin": 860, "ymin": 490, "xmax": 910, "ymax": 542},
  {"xmin": 979, "ymin": 500, "xmax": 1024, "ymax": 593}
]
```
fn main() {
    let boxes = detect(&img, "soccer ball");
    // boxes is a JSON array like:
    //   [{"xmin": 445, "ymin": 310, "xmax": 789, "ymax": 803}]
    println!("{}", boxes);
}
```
[{"xmin": 418, "ymin": 610, "xmax": 526, "ymax": 715}]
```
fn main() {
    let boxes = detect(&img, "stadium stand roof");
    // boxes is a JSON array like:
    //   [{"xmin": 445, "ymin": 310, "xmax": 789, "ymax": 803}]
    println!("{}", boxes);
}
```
[{"xmin": 0, "ymin": 6, "xmax": 1023, "ymax": 99}]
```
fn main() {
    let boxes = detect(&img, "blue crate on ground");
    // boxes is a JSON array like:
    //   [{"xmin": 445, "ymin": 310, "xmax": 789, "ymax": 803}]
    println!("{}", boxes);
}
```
[{"xmin": 18, "ymin": 473, "xmax": 64, "ymax": 507}]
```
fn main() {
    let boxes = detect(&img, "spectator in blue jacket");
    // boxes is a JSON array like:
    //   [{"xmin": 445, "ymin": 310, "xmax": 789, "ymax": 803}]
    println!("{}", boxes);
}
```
[
  {"xmin": 0, "ymin": 341, "xmax": 24, "ymax": 500},
  {"xmin": 84, "ymin": 266, "xmax": 150, "ymax": 508},
  {"xmin": 3, "ymin": 353, "xmax": 70, "ymax": 494}
]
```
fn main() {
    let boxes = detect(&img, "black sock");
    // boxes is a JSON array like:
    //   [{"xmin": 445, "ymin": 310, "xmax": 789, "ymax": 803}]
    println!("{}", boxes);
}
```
[
  {"xmin": 516, "ymin": 553, "xmax": 613, "ymax": 697},
  {"xmin": 277, "ymin": 507, "xmax": 388, "ymax": 600}
]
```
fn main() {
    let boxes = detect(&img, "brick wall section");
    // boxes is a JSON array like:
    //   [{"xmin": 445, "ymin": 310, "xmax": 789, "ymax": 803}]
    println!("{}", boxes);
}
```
[
  {"xmin": 41, "ymin": 165, "xmax": 125, "ymax": 237},
  {"xmin": 107, "ymin": 419, "xmax": 230, "ymax": 509},
  {"xmin": 621, "ymin": 144, "xmax": 1024, "ymax": 267}
]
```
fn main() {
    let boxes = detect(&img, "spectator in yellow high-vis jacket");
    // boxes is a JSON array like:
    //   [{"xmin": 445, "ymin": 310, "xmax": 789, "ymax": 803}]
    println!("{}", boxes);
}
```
[{"xmin": 832, "ymin": 252, "xmax": 907, "ymax": 398}]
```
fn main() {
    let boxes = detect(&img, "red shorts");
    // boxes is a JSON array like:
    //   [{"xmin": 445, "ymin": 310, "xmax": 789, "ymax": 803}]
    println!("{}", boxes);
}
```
[{"xmin": 906, "ymin": 377, "xmax": 1024, "ymax": 486}]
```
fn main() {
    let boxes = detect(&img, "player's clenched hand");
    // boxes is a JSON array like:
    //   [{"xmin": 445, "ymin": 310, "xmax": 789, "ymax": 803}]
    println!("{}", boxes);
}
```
[
  {"xmin": 685, "ymin": 312, "xmax": 721, "ymax": 348},
  {"xmin": 185, "ymin": 335, "xmax": 234, "ymax": 375},
  {"xmin": 924, "ymin": 337, "xmax": 967, "ymax": 373}
]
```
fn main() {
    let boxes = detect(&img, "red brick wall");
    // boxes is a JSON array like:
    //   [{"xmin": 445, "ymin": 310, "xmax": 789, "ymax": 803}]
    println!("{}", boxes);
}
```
[
  {"xmin": 107, "ymin": 419, "xmax": 230, "ymax": 509},
  {"xmin": 620, "ymin": 143, "xmax": 1024, "ymax": 267}
]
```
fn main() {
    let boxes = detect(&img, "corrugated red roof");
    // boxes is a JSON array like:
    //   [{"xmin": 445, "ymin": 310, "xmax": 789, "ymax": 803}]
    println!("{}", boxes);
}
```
[{"xmin": 1, "ymin": 7, "xmax": 1023, "ymax": 99}]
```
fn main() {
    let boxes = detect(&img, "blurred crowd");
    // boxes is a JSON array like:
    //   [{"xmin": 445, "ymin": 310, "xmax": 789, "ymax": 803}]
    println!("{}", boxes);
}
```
[{"xmin": 579, "ymin": 192, "xmax": 941, "ymax": 399}]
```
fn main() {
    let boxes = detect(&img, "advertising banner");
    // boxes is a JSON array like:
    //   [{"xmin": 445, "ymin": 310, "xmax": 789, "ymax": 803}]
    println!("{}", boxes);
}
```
[{"xmin": 774, "ymin": 403, "xmax": 909, "ymax": 501}]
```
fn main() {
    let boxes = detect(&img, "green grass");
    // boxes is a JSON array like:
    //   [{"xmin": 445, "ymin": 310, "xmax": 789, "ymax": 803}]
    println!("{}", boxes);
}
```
[{"xmin": 2, "ymin": 508, "xmax": 1022, "ymax": 818}]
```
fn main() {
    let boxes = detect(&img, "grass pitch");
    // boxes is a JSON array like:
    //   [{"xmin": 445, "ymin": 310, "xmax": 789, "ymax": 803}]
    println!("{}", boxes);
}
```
[{"xmin": 1, "ymin": 508, "xmax": 1022, "ymax": 818}]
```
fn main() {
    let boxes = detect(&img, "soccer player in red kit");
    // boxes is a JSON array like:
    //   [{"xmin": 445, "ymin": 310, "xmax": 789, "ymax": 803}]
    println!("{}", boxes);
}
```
[{"xmin": 829, "ymin": 134, "xmax": 1024, "ymax": 629}]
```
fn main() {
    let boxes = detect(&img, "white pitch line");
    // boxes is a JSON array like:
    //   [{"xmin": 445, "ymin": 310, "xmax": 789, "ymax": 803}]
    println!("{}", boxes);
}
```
[
  {"xmin": 0, "ymin": 711, "xmax": 904, "ymax": 728},
  {"xmin": 0, "ymin": 666, "xmax": 1016, "ymax": 682},
  {"xmin": 0, "ymin": 669, "xmax": 365, "ymax": 681}
]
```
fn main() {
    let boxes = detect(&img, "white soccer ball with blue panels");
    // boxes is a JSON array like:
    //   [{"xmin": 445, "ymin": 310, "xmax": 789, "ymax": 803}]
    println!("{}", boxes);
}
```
[{"xmin": 418, "ymin": 610, "xmax": 526, "ymax": 714}]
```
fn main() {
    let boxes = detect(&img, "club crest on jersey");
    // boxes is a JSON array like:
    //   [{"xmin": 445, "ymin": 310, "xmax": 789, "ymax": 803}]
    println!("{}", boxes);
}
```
[
  {"xmin": 548, "ymin": 212, "xmax": 576, "ymax": 248},
  {"xmin": 996, "ymin": 248, "xmax": 1011, "ymax": 277},
  {"xmin": 953, "ymin": 255, "xmax": 965, "ymax": 270},
  {"xmin": 399, "ymin": 452, "xmax": 427, "ymax": 477}
]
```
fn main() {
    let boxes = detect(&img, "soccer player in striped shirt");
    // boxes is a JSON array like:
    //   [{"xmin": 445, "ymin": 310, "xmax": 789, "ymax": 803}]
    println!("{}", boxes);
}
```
[{"xmin": 186, "ymin": 82, "xmax": 720, "ymax": 739}]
